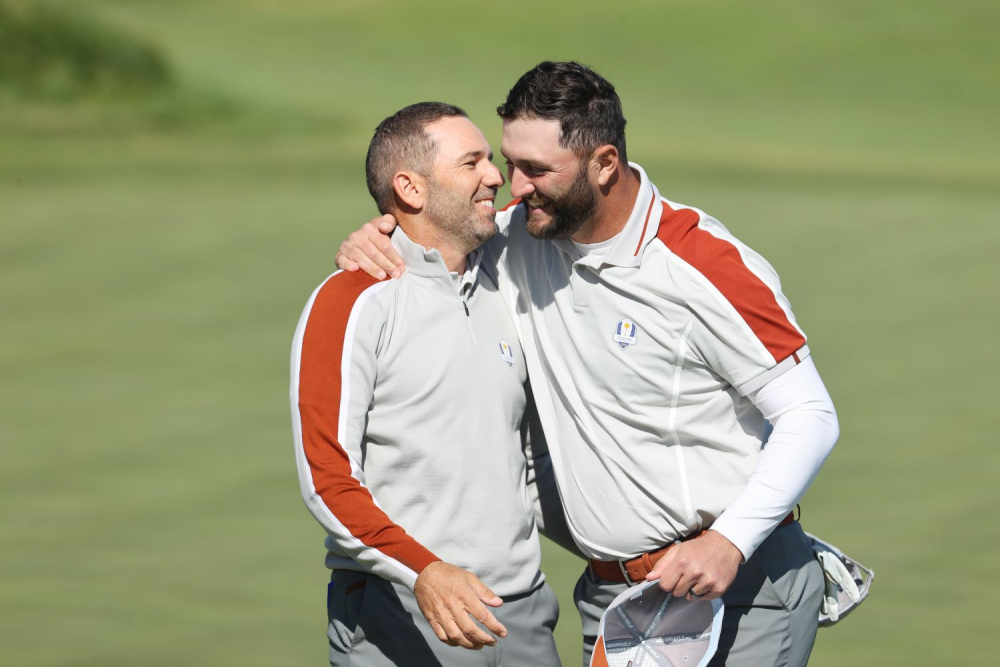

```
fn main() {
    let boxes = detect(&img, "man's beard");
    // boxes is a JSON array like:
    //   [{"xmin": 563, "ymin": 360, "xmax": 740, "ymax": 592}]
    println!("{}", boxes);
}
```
[
  {"xmin": 424, "ymin": 182, "xmax": 498, "ymax": 250},
  {"xmin": 525, "ymin": 164, "xmax": 597, "ymax": 240}
]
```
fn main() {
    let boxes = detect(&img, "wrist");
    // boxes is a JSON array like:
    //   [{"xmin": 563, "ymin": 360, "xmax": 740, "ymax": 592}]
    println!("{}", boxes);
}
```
[{"xmin": 708, "ymin": 529, "xmax": 745, "ymax": 564}]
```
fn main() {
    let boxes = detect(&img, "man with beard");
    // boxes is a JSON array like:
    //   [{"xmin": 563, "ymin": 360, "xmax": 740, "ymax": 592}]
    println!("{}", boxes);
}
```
[
  {"xmin": 292, "ymin": 102, "xmax": 563, "ymax": 666},
  {"xmin": 338, "ymin": 62, "xmax": 839, "ymax": 667}
]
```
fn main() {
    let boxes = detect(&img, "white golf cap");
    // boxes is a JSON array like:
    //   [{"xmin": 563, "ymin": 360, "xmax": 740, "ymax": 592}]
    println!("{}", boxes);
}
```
[
  {"xmin": 590, "ymin": 581, "xmax": 724, "ymax": 667},
  {"xmin": 807, "ymin": 532, "xmax": 874, "ymax": 627}
]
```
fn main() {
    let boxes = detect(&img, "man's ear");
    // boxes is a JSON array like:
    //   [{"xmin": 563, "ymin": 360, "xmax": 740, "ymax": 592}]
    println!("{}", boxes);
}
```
[
  {"xmin": 393, "ymin": 171, "xmax": 426, "ymax": 212},
  {"xmin": 592, "ymin": 145, "xmax": 620, "ymax": 187}
]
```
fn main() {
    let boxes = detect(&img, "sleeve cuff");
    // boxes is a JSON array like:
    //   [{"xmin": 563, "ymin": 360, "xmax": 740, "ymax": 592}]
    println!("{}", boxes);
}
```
[{"xmin": 737, "ymin": 344, "xmax": 810, "ymax": 395}]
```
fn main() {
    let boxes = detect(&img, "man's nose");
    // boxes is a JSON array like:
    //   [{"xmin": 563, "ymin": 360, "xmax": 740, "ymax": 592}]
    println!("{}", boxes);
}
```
[
  {"xmin": 509, "ymin": 168, "xmax": 534, "ymax": 199},
  {"xmin": 484, "ymin": 163, "xmax": 504, "ymax": 188}
]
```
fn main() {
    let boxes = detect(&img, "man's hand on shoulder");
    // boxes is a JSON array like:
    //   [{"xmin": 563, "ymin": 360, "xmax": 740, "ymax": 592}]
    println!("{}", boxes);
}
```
[
  {"xmin": 335, "ymin": 214, "xmax": 405, "ymax": 279},
  {"xmin": 413, "ymin": 561, "xmax": 507, "ymax": 650},
  {"xmin": 645, "ymin": 530, "xmax": 744, "ymax": 600}
]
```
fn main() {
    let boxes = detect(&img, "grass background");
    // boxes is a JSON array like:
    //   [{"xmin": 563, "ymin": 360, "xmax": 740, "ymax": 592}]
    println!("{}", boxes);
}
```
[{"xmin": 2, "ymin": 0, "xmax": 997, "ymax": 665}]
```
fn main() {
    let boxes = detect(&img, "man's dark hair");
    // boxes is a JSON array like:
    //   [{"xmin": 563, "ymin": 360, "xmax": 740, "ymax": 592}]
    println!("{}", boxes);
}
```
[
  {"xmin": 496, "ymin": 61, "xmax": 627, "ymax": 163},
  {"xmin": 366, "ymin": 102, "xmax": 467, "ymax": 214}
]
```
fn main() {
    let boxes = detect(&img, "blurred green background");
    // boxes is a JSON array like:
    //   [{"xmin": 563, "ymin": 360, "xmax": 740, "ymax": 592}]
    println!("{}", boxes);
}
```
[{"xmin": 2, "ymin": 0, "xmax": 997, "ymax": 665}]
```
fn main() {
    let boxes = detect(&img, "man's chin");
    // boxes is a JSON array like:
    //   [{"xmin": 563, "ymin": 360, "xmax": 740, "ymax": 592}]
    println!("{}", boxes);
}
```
[
  {"xmin": 525, "ymin": 210, "xmax": 554, "ymax": 238},
  {"xmin": 472, "ymin": 216, "xmax": 498, "ymax": 243}
]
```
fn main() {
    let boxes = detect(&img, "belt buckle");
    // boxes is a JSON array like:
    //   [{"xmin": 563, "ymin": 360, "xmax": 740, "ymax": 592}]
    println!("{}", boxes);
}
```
[{"xmin": 617, "ymin": 559, "xmax": 636, "ymax": 586}]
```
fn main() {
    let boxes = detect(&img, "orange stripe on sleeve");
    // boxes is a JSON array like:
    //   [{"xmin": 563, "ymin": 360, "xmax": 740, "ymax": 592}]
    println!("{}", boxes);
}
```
[
  {"xmin": 297, "ymin": 271, "xmax": 440, "ymax": 576},
  {"xmin": 499, "ymin": 198, "xmax": 522, "ymax": 212},
  {"xmin": 655, "ymin": 202, "xmax": 805, "ymax": 363}
]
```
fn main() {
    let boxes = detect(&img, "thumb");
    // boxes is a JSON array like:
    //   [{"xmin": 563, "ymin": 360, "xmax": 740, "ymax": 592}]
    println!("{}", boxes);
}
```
[
  {"xmin": 376, "ymin": 215, "xmax": 398, "ymax": 234},
  {"xmin": 471, "ymin": 577, "xmax": 503, "ymax": 607},
  {"xmin": 645, "ymin": 549, "xmax": 676, "ymax": 581}
]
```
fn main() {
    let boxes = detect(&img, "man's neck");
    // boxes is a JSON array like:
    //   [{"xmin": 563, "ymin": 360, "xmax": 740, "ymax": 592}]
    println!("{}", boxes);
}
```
[
  {"xmin": 570, "ymin": 166, "xmax": 642, "ymax": 244},
  {"xmin": 396, "ymin": 217, "xmax": 468, "ymax": 273}
]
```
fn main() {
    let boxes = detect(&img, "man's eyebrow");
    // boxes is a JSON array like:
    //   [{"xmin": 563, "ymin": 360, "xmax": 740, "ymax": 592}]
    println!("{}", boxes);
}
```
[
  {"xmin": 500, "ymin": 153, "xmax": 546, "ymax": 169},
  {"xmin": 456, "ymin": 150, "xmax": 484, "ymax": 163}
]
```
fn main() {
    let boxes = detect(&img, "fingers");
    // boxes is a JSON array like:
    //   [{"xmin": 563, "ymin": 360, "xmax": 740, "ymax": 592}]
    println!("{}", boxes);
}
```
[
  {"xmin": 648, "ymin": 533, "xmax": 741, "ymax": 600},
  {"xmin": 358, "ymin": 218, "xmax": 404, "ymax": 278},
  {"xmin": 361, "ymin": 222, "xmax": 403, "ymax": 277},
  {"xmin": 645, "ymin": 548, "xmax": 675, "ymax": 582},
  {"xmin": 345, "ymin": 243, "xmax": 390, "ymax": 279},
  {"xmin": 439, "ymin": 612, "xmax": 495, "ymax": 650},
  {"xmin": 463, "ymin": 578, "xmax": 507, "ymax": 641},
  {"xmin": 427, "ymin": 607, "xmax": 496, "ymax": 649},
  {"xmin": 648, "ymin": 550, "xmax": 681, "ymax": 593},
  {"xmin": 335, "ymin": 216, "xmax": 405, "ymax": 279},
  {"xmin": 669, "ymin": 561, "xmax": 699, "ymax": 598},
  {"xmin": 672, "ymin": 561, "xmax": 727, "ymax": 600},
  {"xmin": 470, "ymin": 601, "xmax": 507, "ymax": 639},
  {"xmin": 428, "ymin": 620, "xmax": 457, "ymax": 647},
  {"xmin": 414, "ymin": 563, "xmax": 505, "ymax": 650},
  {"xmin": 474, "ymin": 582, "xmax": 503, "ymax": 608},
  {"xmin": 651, "ymin": 550, "xmax": 714, "ymax": 600},
  {"xmin": 340, "ymin": 235, "xmax": 390, "ymax": 279},
  {"xmin": 334, "ymin": 252, "xmax": 359, "ymax": 272}
]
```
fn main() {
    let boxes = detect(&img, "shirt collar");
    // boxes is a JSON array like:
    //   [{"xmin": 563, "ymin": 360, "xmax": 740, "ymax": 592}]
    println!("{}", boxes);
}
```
[
  {"xmin": 391, "ymin": 226, "xmax": 484, "ymax": 293},
  {"xmin": 554, "ymin": 162, "xmax": 662, "ymax": 270}
]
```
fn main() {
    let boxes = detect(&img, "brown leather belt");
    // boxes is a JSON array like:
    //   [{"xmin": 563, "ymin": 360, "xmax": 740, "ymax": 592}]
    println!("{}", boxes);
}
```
[{"xmin": 587, "ymin": 512, "xmax": 797, "ymax": 585}]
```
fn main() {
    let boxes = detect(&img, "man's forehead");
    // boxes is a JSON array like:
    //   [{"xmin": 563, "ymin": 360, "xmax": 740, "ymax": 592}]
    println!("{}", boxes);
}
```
[
  {"xmin": 501, "ymin": 117, "xmax": 571, "ymax": 160},
  {"xmin": 426, "ymin": 116, "xmax": 487, "ymax": 152}
]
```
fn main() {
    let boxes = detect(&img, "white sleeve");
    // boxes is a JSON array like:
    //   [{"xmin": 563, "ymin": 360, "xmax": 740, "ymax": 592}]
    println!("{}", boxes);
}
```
[{"xmin": 709, "ymin": 356, "xmax": 839, "ymax": 559}]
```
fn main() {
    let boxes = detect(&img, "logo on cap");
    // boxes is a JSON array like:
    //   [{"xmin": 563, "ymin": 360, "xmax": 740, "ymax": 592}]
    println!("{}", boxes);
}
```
[
  {"xmin": 614, "ymin": 318, "xmax": 639, "ymax": 349},
  {"xmin": 498, "ymin": 340, "xmax": 515, "ymax": 367}
]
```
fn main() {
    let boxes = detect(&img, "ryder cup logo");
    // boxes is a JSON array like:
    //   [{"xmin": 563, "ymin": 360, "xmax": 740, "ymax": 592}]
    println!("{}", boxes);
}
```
[
  {"xmin": 613, "ymin": 318, "xmax": 638, "ymax": 349},
  {"xmin": 498, "ymin": 340, "xmax": 515, "ymax": 367}
]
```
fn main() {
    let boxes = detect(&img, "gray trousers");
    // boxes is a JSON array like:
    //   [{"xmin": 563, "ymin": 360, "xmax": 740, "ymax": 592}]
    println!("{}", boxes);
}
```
[
  {"xmin": 575, "ymin": 521, "xmax": 824, "ymax": 667},
  {"xmin": 327, "ymin": 570, "xmax": 561, "ymax": 666}
]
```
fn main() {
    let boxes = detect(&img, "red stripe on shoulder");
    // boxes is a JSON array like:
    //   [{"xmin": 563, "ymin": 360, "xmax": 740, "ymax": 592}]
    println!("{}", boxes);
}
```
[
  {"xmin": 297, "ymin": 271, "xmax": 438, "ymax": 575},
  {"xmin": 299, "ymin": 271, "xmax": 383, "ymax": 418},
  {"xmin": 499, "ymin": 198, "xmax": 522, "ymax": 212},
  {"xmin": 655, "ymin": 201, "xmax": 805, "ymax": 362}
]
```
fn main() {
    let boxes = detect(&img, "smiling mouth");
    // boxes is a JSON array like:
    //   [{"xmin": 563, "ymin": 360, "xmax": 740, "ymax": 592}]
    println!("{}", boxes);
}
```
[{"xmin": 475, "ymin": 199, "xmax": 495, "ymax": 210}]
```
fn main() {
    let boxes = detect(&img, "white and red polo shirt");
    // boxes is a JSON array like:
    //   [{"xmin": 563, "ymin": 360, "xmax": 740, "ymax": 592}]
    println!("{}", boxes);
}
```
[{"xmin": 487, "ymin": 163, "xmax": 822, "ymax": 561}]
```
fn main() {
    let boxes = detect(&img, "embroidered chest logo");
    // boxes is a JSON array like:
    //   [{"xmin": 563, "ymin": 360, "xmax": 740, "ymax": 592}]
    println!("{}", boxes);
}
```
[
  {"xmin": 498, "ymin": 340, "xmax": 515, "ymax": 367},
  {"xmin": 613, "ymin": 318, "xmax": 639, "ymax": 349}
]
